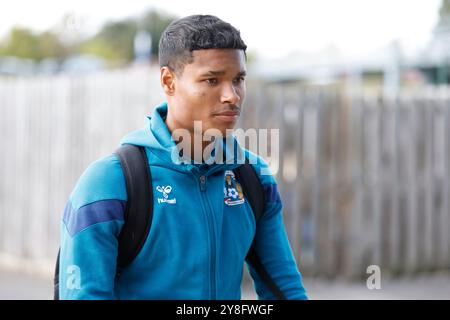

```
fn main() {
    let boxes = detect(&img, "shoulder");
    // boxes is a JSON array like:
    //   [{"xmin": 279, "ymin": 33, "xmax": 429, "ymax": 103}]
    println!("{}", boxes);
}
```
[
  {"xmin": 69, "ymin": 153, "xmax": 127, "ymax": 211},
  {"xmin": 243, "ymin": 149, "xmax": 278, "ymax": 185},
  {"xmin": 243, "ymin": 149, "xmax": 282, "ymax": 205}
]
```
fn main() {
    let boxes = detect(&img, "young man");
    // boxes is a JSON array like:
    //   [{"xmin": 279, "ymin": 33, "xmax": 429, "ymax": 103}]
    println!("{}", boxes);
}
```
[{"xmin": 59, "ymin": 14, "xmax": 307, "ymax": 300}]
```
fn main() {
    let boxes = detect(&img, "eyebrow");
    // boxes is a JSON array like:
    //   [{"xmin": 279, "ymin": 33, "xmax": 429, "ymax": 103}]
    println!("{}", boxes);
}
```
[{"xmin": 201, "ymin": 70, "xmax": 247, "ymax": 77}]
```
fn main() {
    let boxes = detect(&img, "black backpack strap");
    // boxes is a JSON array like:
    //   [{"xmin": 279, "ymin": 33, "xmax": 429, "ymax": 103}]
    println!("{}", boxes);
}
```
[
  {"xmin": 233, "ymin": 163, "xmax": 265, "ymax": 223},
  {"xmin": 114, "ymin": 144, "xmax": 153, "ymax": 277},
  {"xmin": 54, "ymin": 249, "xmax": 60, "ymax": 299},
  {"xmin": 53, "ymin": 144, "xmax": 153, "ymax": 299},
  {"xmin": 233, "ymin": 163, "xmax": 287, "ymax": 300}
]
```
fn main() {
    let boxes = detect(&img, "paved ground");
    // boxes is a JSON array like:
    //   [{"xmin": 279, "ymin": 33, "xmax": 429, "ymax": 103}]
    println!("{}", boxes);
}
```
[
  {"xmin": 0, "ymin": 269, "xmax": 54, "ymax": 300},
  {"xmin": 1, "ymin": 268, "xmax": 450, "ymax": 300},
  {"xmin": 294, "ymin": 273, "xmax": 450, "ymax": 300}
]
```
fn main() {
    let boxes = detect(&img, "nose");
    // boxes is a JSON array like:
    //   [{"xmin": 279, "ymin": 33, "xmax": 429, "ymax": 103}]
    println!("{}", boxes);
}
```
[{"xmin": 220, "ymin": 82, "xmax": 240, "ymax": 105}]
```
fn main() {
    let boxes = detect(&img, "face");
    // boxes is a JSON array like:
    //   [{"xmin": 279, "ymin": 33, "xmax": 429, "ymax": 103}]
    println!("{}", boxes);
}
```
[{"xmin": 162, "ymin": 49, "xmax": 246, "ymax": 137}]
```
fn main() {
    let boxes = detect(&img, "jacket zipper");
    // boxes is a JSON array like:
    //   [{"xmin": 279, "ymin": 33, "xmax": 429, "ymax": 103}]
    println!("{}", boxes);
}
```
[{"xmin": 198, "ymin": 174, "xmax": 217, "ymax": 300}]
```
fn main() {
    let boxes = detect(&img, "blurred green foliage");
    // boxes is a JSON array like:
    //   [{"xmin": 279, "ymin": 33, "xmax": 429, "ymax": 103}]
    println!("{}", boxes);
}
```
[
  {"xmin": 141, "ymin": 10, "xmax": 177, "ymax": 57},
  {"xmin": 439, "ymin": 0, "xmax": 450, "ymax": 17},
  {"xmin": 0, "ymin": 27, "xmax": 68, "ymax": 61},
  {"xmin": 437, "ymin": 0, "xmax": 450, "ymax": 31},
  {"xmin": 0, "ymin": 9, "xmax": 177, "ymax": 64},
  {"xmin": 80, "ymin": 19, "xmax": 138, "ymax": 64}
]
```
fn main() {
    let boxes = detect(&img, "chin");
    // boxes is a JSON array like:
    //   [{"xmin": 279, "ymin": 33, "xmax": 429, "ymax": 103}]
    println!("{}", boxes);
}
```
[
  {"xmin": 222, "ymin": 127, "xmax": 236, "ymax": 137},
  {"xmin": 206, "ymin": 119, "xmax": 237, "ymax": 137},
  {"xmin": 214, "ymin": 123, "xmax": 236, "ymax": 137},
  {"xmin": 203, "ymin": 126, "xmax": 234, "ymax": 138}
]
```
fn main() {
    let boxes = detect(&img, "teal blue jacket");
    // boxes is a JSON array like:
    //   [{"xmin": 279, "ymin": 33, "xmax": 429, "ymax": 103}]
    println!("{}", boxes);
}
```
[{"xmin": 59, "ymin": 102, "xmax": 307, "ymax": 300}]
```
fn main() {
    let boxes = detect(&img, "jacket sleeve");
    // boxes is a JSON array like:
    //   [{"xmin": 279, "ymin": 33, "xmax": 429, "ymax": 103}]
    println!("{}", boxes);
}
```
[
  {"xmin": 59, "ymin": 155, "xmax": 126, "ymax": 300},
  {"xmin": 246, "ymin": 156, "xmax": 308, "ymax": 300}
]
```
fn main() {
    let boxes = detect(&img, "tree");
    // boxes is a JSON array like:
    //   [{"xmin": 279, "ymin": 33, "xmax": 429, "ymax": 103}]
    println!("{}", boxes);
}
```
[
  {"xmin": 0, "ymin": 27, "xmax": 68, "ymax": 61},
  {"xmin": 436, "ymin": 0, "xmax": 450, "ymax": 33},
  {"xmin": 37, "ymin": 31, "xmax": 68, "ymax": 60},
  {"xmin": 439, "ymin": 0, "xmax": 450, "ymax": 16},
  {"xmin": 0, "ymin": 9, "xmax": 178, "ymax": 65},
  {"xmin": 0, "ymin": 27, "xmax": 40, "ymax": 60},
  {"xmin": 79, "ymin": 9, "xmax": 176, "ymax": 64},
  {"xmin": 80, "ymin": 19, "xmax": 137, "ymax": 64},
  {"xmin": 140, "ymin": 9, "xmax": 177, "ymax": 58}
]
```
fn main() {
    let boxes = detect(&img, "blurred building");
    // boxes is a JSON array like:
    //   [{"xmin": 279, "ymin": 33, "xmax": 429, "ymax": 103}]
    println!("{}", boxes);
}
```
[
  {"xmin": 251, "ymin": 20, "xmax": 450, "ymax": 96},
  {"xmin": 0, "ymin": 54, "xmax": 107, "ymax": 76}
]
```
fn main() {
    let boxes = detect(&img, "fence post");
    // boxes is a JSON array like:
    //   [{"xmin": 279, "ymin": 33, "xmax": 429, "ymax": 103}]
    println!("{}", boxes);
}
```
[
  {"xmin": 424, "ymin": 92, "xmax": 435, "ymax": 270},
  {"xmin": 444, "ymin": 89, "xmax": 450, "ymax": 269},
  {"xmin": 405, "ymin": 96, "xmax": 419, "ymax": 274},
  {"xmin": 294, "ymin": 88, "xmax": 305, "ymax": 267}
]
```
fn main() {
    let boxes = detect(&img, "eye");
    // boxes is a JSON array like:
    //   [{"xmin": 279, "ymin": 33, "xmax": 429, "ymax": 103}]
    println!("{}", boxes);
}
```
[
  {"xmin": 205, "ymin": 78, "xmax": 218, "ymax": 85},
  {"xmin": 233, "ymin": 76, "xmax": 245, "ymax": 85}
]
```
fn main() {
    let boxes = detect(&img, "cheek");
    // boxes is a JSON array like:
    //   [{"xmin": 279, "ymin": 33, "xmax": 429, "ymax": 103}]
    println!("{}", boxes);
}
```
[
  {"xmin": 178, "ymin": 81, "xmax": 208, "ymax": 102},
  {"xmin": 238, "ymin": 85, "xmax": 246, "ymax": 101},
  {"xmin": 174, "ymin": 85, "xmax": 212, "ymax": 120}
]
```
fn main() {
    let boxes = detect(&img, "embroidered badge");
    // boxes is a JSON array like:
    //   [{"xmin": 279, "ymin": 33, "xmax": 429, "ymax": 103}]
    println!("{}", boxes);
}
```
[{"xmin": 224, "ymin": 170, "xmax": 245, "ymax": 206}]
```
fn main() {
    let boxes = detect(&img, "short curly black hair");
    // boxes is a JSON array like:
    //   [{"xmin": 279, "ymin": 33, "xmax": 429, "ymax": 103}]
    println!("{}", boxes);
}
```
[{"xmin": 158, "ymin": 15, "xmax": 247, "ymax": 74}]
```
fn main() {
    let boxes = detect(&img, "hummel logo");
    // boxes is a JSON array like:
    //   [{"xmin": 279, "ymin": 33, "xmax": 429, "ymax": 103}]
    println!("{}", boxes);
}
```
[{"xmin": 156, "ymin": 185, "xmax": 177, "ymax": 204}]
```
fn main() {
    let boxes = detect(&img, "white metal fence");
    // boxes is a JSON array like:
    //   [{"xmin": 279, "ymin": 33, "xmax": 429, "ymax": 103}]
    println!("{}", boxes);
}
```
[
  {"xmin": 242, "ymin": 83, "xmax": 450, "ymax": 279},
  {"xmin": 1, "ymin": 68, "xmax": 449, "ymax": 279},
  {"xmin": 0, "ymin": 66, "xmax": 163, "ymax": 273}
]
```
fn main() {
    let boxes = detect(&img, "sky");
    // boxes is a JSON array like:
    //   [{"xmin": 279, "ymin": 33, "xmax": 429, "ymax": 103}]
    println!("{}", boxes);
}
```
[{"xmin": 0, "ymin": 0, "xmax": 443, "ymax": 59}]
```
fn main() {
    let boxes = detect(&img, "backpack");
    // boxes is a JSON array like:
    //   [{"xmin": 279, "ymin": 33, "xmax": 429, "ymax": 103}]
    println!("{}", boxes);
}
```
[{"xmin": 54, "ymin": 144, "xmax": 286, "ymax": 299}]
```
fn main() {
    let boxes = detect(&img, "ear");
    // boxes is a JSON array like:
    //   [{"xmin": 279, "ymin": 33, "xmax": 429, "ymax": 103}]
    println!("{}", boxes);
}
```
[{"xmin": 160, "ymin": 66, "xmax": 176, "ymax": 96}]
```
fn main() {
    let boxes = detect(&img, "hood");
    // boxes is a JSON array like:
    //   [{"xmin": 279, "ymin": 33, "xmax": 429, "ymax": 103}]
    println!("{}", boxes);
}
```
[{"xmin": 120, "ymin": 102, "xmax": 245, "ymax": 175}]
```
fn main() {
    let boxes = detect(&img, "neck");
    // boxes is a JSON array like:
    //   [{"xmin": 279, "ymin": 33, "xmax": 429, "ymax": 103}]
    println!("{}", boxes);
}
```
[{"xmin": 165, "ymin": 111, "xmax": 212, "ymax": 164}]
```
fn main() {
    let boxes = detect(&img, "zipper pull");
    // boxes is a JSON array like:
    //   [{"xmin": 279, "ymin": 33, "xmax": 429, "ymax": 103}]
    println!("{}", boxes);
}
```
[{"xmin": 199, "ymin": 175, "xmax": 206, "ymax": 191}]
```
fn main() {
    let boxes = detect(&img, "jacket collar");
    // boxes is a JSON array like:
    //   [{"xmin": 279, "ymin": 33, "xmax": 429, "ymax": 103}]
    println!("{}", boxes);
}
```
[{"xmin": 147, "ymin": 102, "xmax": 244, "ymax": 175}]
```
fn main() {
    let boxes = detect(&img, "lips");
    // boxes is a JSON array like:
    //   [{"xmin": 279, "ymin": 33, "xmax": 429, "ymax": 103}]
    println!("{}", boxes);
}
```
[
  {"xmin": 213, "ymin": 110, "xmax": 240, "ymax": 123},
  {"xmin": 215, "ymin": 111, "xmax": 240, "ymax": 116}
]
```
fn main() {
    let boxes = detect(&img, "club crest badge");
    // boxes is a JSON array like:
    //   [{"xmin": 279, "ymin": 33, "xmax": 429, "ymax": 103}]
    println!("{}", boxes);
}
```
[{"xmin": 224, "ymin": 170, "xmax": 245, "ymax": 206}]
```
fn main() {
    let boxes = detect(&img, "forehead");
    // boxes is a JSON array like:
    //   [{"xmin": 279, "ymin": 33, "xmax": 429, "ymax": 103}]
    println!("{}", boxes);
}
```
[{"xmin": 185, "ymin": 49, "xmax": 246, "ymax": 74}]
